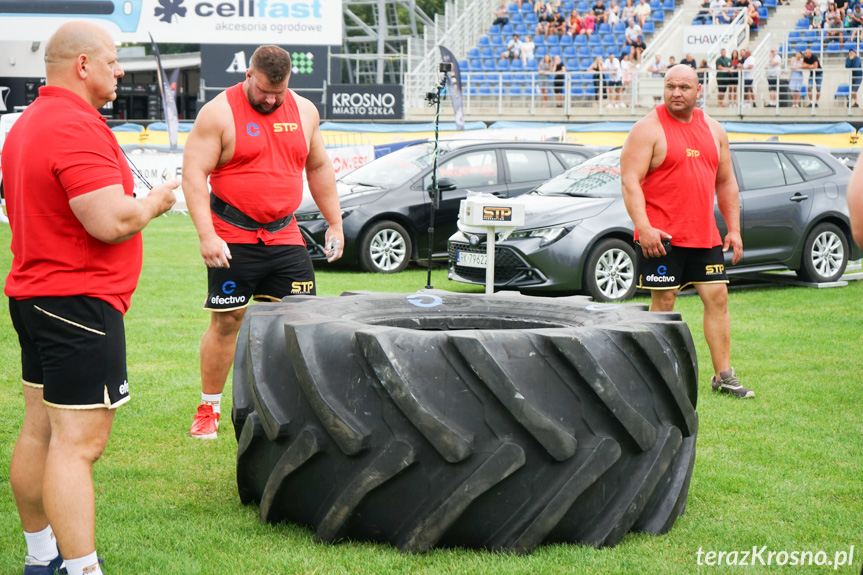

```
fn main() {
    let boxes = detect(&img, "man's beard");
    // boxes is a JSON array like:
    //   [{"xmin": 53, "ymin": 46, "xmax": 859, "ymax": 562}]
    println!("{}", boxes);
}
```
[{"xmin": 250, "ymin": 100, "xmax": 283, "ymax": 115}]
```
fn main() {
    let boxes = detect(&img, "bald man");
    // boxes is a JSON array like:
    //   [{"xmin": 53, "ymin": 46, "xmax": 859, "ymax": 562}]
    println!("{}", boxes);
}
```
[
  {"xmin": 620, "ymin": 65, "xmax": 753, "ymax": 399},
  {"xmin": 2, "ymin": 21, "xmax": 177, "ymax": 575}
]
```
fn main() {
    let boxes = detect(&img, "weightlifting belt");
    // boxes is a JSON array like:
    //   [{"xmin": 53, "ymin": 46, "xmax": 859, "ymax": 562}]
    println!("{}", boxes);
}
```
[{"xmin": 210, "ymin": 193, "xmax": 293, "ymax": 233}]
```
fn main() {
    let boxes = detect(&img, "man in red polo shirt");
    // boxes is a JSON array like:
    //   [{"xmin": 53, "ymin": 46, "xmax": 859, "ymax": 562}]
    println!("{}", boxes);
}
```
[
  {"xmin": 620, "ymin": 65, "xmax": 753, "ymax": 399},
  {"xmin": 3, "ymin": 21, "xmax": 177, "ymax": 575},
  {"xmin": 183, "ymin": 45, "xmax": 343, "ymax": 439}
]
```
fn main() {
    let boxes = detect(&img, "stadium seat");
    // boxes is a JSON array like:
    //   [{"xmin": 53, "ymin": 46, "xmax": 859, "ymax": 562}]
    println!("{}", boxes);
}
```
[
  {"xmin": 563, "ymin": 1, "xmax": 575, "ymax": 11},
  {"xmin": 577, "ymin": 1, "xmax": 589, "ymax": 11},
  {"xmin": 502, "ymin": 24, "xmax": 515, "ymax": 35},
  {"xmin": 802, "ymin": 29, "xmax": 818, "ymax": 42},
  {"xmin": 481, "ymin": 46, "xmax": 495, "ymax": 58},
  {"xmin": 579, "ymin": 57, "xmax": 593, "ymax": 68},
  {"xmin": 825, "ymin": 41, "xmax": 842, "ymax": 54},
  {"xmin": 560, "ymin": 34, "xmax": 574, "ymax": 46},
  {"xmin": 588, "ymin": 34, "xmax": 602, "ymax": 46},
  {"xmin": 612, "ymin": 22, "xmax": 627, "ymax": 33},
  {"xmin": 522, "ymin": 2, "xmax": 534, "ymax": 12},
  {"xmin": 794, "ymin": 41, "xmax": 808, "ymax": 53},
  {"xmin": 468, "ymin": 47, "xmax": 481, "ymax": 59},
  {"xmin": 497, "ymin": 59, "xmax": 511, "ymax": 71},
  {"xmin": 574, "ymin": 33, "xmax": 588, "ymax": 45},
  {"xmin": 483, "ymin": 59, "xmax": 498, "ymax": 71},
  {"xmin": 489, "ymin": 24, "xmax": 501, "ymax": 36},
  {"xmin": 459, "ymin": 59, "xmax": 470, "ymax": 71},
  {"xmin": 598, "ymin": 22, "xmax": 612, "ymax": 34},
  {"xmin": 525, "ymin": 13, "xmax": 538, "ymax": 25},
  {"xmin": 571, "ymin": 85, "xmax": 585, "ymax": 98},
  {"xmin": 549, "ymin": 45, "xmax": 562, "ymax": 56},
  {"xmin": 515, "ymin": 23, "xmax": 529, "ymax": 35},
  {"xmin": 642, "ymin": 21, "xmax": 655, "ymax": 34},
  {"xmin": 546, "ymin": 35, "xmax": 560, "ymax": 46},
  {"xmin": 758, "ymin": 6, "xmax": 768, "ymax": 20},
  {"xmin": 536, "ymin": 46, "xmax": 549, "ymax": 57},
  {"xmin": 835, "ymin": 83, "xmax": 851, "ymax": 100},
  {"xmin": 511, "ymin": 60, "xmax": 525, "ymax": 71},
  {"xmin": 578, "ymin": 45, "xmax": 591, "ymax": 58},
  {"xmin": 591, "ymin": 45, "xmax": 605, "ymax": 57},
  {"xmin": 796, "ymin": 17, "xmax": 810, "ymax": 29},
  {"xmin": 491, "ymin": 35, "xmax": 505, "ymax": 47},
  {"xmin": 602, "ymin": 34, "xmax": 617, "ymax": 45},
  {"xmin": 605, "ymin": 45, "xmax": 619, "ymax": 57},
  {"xmin": 663, "ymin": 0, "xmax": 674, "ymax": 10},
  {"xmin": 478, "ymin": 35, "xmax": 491, "ymax": 47},
  {"xmin": 564, "ymin": 45, "xmax": 578, "ymax": 57},
  {"xmin": 652, "ymin": 10, "xmax": 665, "ymax": 22},
  {"xmin": 478, "ymin": 84, "xmax": 493, "ymax": 96},
  {"xmin": 763, "ymin": 0, "xmax": 776, "ymax": 7},
  {"xmin": 511, "ymin": 13, "xmax": 524, "ymax": 24},
  {"xmin": 534, "ymin": 34, "xmax": 545, "ymax": 45},
  {"xmin": 566, "ymin": 57, "xmax": 580, "ymax": 69},
  {"xmin": 469, "ymin": 58, "xmax": 482, "ymax": 69}
]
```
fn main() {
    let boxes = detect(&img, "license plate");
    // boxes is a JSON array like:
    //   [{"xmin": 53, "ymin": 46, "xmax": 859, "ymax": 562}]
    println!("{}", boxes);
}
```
[{"xmin": 457, "ymin": 251, "xmax": 487, "ymax": 268}]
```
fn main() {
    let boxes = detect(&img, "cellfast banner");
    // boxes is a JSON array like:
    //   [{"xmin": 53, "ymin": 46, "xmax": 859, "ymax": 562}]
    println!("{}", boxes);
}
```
[
  {"xmin": 0, "ymin": 0, "xmax": 343, "ymax": 45},
  {"xmin": 326, "ymin": 85, "xmax": 404, "ymax": 120}
]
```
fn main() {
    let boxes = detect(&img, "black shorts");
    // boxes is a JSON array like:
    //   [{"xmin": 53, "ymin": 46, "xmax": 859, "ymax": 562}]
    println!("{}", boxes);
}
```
[
  {"xmin": 205, "ymin": 243, "xmax": 316, "ymax": 311},
  {"xmin": 635, "ymin": 245, "xmax": 729, "ymax": 290},
  {"xmin": 9, "ymin": 296, "xmax": 129, "ymax": 409}
]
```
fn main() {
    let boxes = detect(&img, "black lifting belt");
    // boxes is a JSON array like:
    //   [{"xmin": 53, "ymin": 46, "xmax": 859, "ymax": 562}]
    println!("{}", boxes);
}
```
[{"xmin": 210, "ymin": 193, "xmax": 293, "ymax": 233}]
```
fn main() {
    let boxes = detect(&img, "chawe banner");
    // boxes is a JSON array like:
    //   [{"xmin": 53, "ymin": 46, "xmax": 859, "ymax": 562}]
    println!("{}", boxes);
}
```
[
  {"xmin": 326, "ymin": 84, "xmax": 404, "ymax": 120},
  {"xmin": 0, "ymin": 0, "xmax": 343, "ymax": 45}
]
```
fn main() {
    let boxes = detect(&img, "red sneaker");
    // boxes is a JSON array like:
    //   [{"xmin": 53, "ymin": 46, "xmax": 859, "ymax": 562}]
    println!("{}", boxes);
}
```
[{"xmin": 190, "ymin": 403, "xmax": 220, "ymax": 439}]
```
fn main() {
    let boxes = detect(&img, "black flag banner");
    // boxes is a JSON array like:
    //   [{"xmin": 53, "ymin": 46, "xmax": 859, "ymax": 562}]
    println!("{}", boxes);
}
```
[
  {"xmin": 438, "ymin": 45, "xmax": 465, "ymax": 131},
  {"xmin": 149, "ymin": 33, "xmax": 180, "ymax": 151}
]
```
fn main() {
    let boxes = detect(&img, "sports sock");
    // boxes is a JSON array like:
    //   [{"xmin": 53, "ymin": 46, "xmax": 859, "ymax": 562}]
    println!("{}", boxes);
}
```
[
  {"xmin": 65, "ymin": 552, "xmax": 102, "ymax": 575},
  {"xmin": 202, "ymin": 393, "xmax": 222, "ymax": 415},
  {"xmin": 24, "ymin": 525, "xmax": 59, "ymax": 562}
]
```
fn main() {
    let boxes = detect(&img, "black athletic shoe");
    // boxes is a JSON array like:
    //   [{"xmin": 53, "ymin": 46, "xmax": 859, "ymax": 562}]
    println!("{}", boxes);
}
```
[{"xmin": 711, "ymin": 367, "xmax": 755, "ymax": 398}]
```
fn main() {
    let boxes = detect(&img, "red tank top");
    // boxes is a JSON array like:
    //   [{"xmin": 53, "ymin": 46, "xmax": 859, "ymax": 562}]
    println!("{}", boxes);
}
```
[
  {"xmin": 635, "ymin": 104, "xmax": 721, "ymax": 248},
  {"xmin": 209, "ymin": 83, "xmax": 307, "ymax": 245}
]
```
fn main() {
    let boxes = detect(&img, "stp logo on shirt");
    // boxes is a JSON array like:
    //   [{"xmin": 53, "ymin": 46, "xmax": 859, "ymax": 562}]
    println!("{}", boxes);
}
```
[{"xmin": 274, "ymin": 122, "xmax": 299, "ymax": 133}]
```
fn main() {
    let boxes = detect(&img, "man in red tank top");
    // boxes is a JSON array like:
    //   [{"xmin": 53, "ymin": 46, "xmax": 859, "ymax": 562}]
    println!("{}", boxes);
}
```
[
  {"xmin": 620, "ymin": 65, "xmax": 754, "ymax": 399},
  {"xmin": 183, "ymin": 46, "xmax": 344, "ymax": 438}
]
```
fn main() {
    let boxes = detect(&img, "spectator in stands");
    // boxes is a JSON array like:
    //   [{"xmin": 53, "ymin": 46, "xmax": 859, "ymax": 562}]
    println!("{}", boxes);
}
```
[
  {"xmin": 810, "ymin": 7, "xmax": 823, "ymax": 27},
  {"xmin": 741, "ymin": 49, "xmax": 756, "ymax": 106},
  {"xmin": 728, "ymin": 48, "xmax": 741, "ymax": 103},
  {"xmin": 621, "ymin": 52, "xmax": 634, "ymax": 98},
  {"xmin": 695, "ymin": 0, "xmax": 713, "ymax": 24},
  {"xmin": 847, "ymin": 4, "xmax": 863, "ymax": 39},
  {"xmin": 493, "ymin": 0, "xmax": 510, "ymax": 26},
  {"xmin": 715, "ymin": 48, "xmax": 733, "ymax": 106},
  {"xmin": 826, "ymin": 9, "xmax": 845, "ymax": 38},
  {"xmin": 709, "ymin": 0, "xmax": 725, "ymax": 22},
  {"xmin": 802, "ymin": 47, "xmax": 823, "ymax": 106},
  {"xmin": 582, "ymin": 10, "xmax": 597, "ymax": 34},
  {"xmin": 622, "ymin": 0, "xmax": 637, "ymax": 21},
  {"xmin": 538, "ymin": 5, "xmax": 555, "ymax": 36},
  {"xmin": 504, "ymin": 33, "xmax": 523, "ymax": 60},
  {"xmin": 539, "ymin": 53, "xmax": 554, "ymax": 102},
  {"xmin": 668, "ymin": 55, "xmax": 677, "ymax": 67},
  {"xmin": 548, "ymin": 0, "xmax": 563, "ymax": 12},
  {"xmin": 534, "ymin": 0, "xmax": 547, "ymax": 14},
  {"xmin": 568, "ymin": 9, "xmax": 585, "ymax": 36},
  {"xmin": 587, "ymin": 55, "xmax": 607, "ymax": 102},
  {"xmin": 803, "ymin": 0, "xmax": 818, "ymax": 18},
  {"xmin": 551, "ymin": 9, "xmax": 569, "ymax": 35},
  {"xmin": 553, "ymin": 54, "xmax": 566, "ymax": 106},
  {"xmin": 697, "ymin": 58, "xmax": 711, "ymax": 86},
  {"xmin": 625, "ymin": 19, "xmax": 645, "ymax": 62},
  {"xmin": 608, "ymin": 0, "xmax": 622, "ymax": 25},
  {"xmin": 681, "ymin": 52, "xmax": 697, "ymax": 68},
  {"xmin": 846, "ymin": 47, "xmax": 862, "ymax": 107},
  {"xmin": 826, "ymin": 1, "xmax": 842, "ymax": 23},
  {"xmin": 649, "ymin": 53, "xmax": 667, "ymax": 77},
  {"xmin": 765, "ymin": 47, "xmax": 781, "ymax": 106},
  {"xmin": 593, "ymin": 0, "xmax": 609, "ymax": 24},
  {"xmin": 605, "ymin": 52, "xmax": 624, "ymax": 106},
  {"xmin": 748, "ymin": 2, "xmax": 761, "ymax": 27},
  {"xmin": 789, "ymin": 50, "xmax": 805, "ymax": 107},
  {"xmin": 521, "ymin": 34, "xmax": 536, "ymax": 65},
  {"xmin": 634, "ymin": 0, "xmax": 652, "ymax": 25}
]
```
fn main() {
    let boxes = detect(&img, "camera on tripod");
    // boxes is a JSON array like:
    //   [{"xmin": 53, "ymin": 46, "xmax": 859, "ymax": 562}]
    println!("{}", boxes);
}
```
[{"xmin": 439, "ymin": 62, "xmax": 453, "ymax": 73}]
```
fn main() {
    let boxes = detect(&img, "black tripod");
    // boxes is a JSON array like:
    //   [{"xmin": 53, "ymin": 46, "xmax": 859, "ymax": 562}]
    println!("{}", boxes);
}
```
[{"xmin": 425, "ymin": 62, "xmax": 452, "ymax": 290}]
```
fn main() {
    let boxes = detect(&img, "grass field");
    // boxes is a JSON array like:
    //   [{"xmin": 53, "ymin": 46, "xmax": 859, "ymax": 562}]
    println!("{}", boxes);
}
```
[{"xmin": 0, "ymin": 215, "xmax": 861, "ymax": 574}]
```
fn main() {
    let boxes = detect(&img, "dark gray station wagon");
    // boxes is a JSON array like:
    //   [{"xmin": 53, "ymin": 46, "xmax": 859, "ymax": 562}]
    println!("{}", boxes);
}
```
[{"xmin": 448, "ymin": 142, "xmax": 862, "ymax": 301}]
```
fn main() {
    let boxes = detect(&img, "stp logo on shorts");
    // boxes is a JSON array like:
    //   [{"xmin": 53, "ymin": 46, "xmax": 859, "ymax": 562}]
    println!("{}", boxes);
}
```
[
  {"xmin": 706, "ymin": 264, "xmax": 725, "ymax": 275},
  {"xmin": 291, "ymin": 280, "xmax": 314, "ymax": 293}
]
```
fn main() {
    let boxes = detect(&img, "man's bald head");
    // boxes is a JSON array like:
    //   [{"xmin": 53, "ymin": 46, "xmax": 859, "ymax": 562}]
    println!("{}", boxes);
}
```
[
  {"xmin": 44, "ymin": 21, "xmax": 114, "ymax": 73},
  {"xmin": 665, "ymin": 63, "xmax": 699, "ymax": 84}
]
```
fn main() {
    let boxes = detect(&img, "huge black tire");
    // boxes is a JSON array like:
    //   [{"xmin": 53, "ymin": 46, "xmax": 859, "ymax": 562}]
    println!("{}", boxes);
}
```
[
  {"xmin": 358, "ymin": 220, "xmax": 412, "ymax": 273},
  {"xmin": 795, "ymin": 222, "xmax": 849, "ymax": 283},
  {"xmin": 583, "ymin": 238, "xmax": 637, "ymax": 302},
  {"xmin": 232, "ymin": 291, "xmax": 699, "ymax": 553}
]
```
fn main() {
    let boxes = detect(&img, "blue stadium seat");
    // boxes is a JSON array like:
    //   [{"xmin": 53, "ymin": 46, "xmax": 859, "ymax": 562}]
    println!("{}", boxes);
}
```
[
  {"xmin": 796, "ymin": 17, "xmax": 810, "ymax": 29},
  {"xmin": 652, "ymin": 10, "xmax": 665, "ymax": 22},
  {"xmin": 620, "ymin": 44, "xmax": 631, "ymax": 55},
  {"xmin": 577, "ymin": 45, "xmax": 591, "ymax": 58},
  {"xmin": 497, "ymin": 59, "xmax": 512, "ymax": 71},
  {"xmin": 511, "ymin": 60, "xmax": 525, "ymax": 71},
  {"xmin": 574, "ymin": 33, "xmax": 588, "ymax": 45},
  {"xmin": 602, "ymin": 33, "xmax": 617, "ymax": 45},
  {"xmin": 511, "ymin": 13, "xmax": 524, "ymax": 24},
  {"xmin": 534, "ymin": 34, "xmax": 545, "ymax": 45},
  {"xmin": 763, "ymin": 0, "xmax": 776, "ymax": 7},
  {"xmin": 577, "ymin": 1, "xmax": 590, "ymax": 11},
  {"xmin": 525, "ymin": 12, "xmax": 538, "ymax": 25},
  {"xmin": 491, "ymin": 35, "xmax": 505, "ymax": 47},
  {"xmin": 459, "ymin": 59, "xmax": 470, "ymax": 71},
  {"xmin": 563, "ymin": 1, "xmax": 575, "ymax": 11},
  {"xmin": 591, "ymin": 45, "xmax": 605, "ymax": 57},
  {"xmin": 522, "ymin": 2, "xmax": 535, "ymax": 12},
  {"xmin": 515, "ymin": 23, "xmax": 529, "ymax": 35},
  {"xmin": 468, "ymin": 47, "xmax": 481, "ymax": 59},
  {"xmin": 571, "ymin": 85, "xmax": 585, "ymax": 98},
  {"xmin": 502, "ymin": 23, "xmax": 515, "ymax": 34},
  {"xmin": 663, "ymin": 0, "xmax": 674, "ymax": 10},
  {"xmin": 509, "ymin": 3, "xmax": 520, "ymax": 12},
  {"xmin": 486, "ymin": 72, "xmax": 501, "ymax": 84},
  {"xmin": 794, "ymin": 41, "xmax": 808, "ymax": 53},
  {"xmin": 489, "ymin": 24, "xmax": 502, "ymax": 35},
  {"xmin": 826, "ymin": 41, "xmax": 842, "ymax": 54},
  {"xmin": 546, "ymin": 35, "xmax": 560, "ymax": 46},
  {"xmin": 612, "ymin": 22, "xmax": 627, "ymax": 33},
  {"xmin": 483, "ymin": 59, "xmax": 497, "ymax": 71},
  {"xmin": 549, "ymin": 45, "xmax": 562, "ymax": 56},
  {"xmin": 802, "ymin": 29, "xmax": 818, "ymax": 42},
  {"xmin": 642, "ymin": 21, "xmax": 655, "ymax": 33},
  {"xmin": 598, "ymin": 22, "xmax": 612, "ymax": 34},
  {"xmin": 560, "ymin": 34, "xmax": 574, "ymax": 46},
  {"xmin": 835, "ymin": 83, "xmax": 851, "ymax": 100},
  {"xmin": 579, "ymin": 57, "xmax": 593, "ymax": 68},
  {"xmin": 564, "ymin": 45, "xmax": 578, "ymax": 57},
  {"xmin": 566, "ymin": 57, "xmax": 580, "ymax": 68},
  {"xmin": 758, "ymin": 6, "xmax": 768, "ymax": 20},
  {"xmin": 478, "ymin": 35, "xmax": 491, "ymax": 46},
  {"xmin": 588, "ymin": 34, "xmax": 602, "ymax": 46},
  {"xmin": 649, "ymin": 0, "xmax": 661, "ymax": 10},
  {"xmin": 469, "ymin": 58, "xmax": 482, "ymax": 69},
  {"xmin": 481, "ymin": 46, "xmax": 495, "ymax": 58}
]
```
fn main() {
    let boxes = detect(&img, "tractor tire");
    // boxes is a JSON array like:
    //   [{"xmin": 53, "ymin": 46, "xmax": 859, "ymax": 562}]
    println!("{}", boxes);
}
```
[{"xmin": 232, "ymin": 291, "xmax": 698, "ymax": 553}]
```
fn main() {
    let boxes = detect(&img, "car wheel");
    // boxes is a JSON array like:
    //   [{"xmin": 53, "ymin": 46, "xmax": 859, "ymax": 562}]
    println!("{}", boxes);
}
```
[
  {"xmin": 583, "ymin": 238, "xmax": 637, "ymax": 302},
  {"xmin": 233, "ymin": 292, "xmax": 698, "ymax": 553},
  {"xmin": 359, "ymin": 221, "xmax": 412, "ymax": 273},
  {"xmin": 795, "ymin": 222, "xmax": 849, "ymax": 283}
]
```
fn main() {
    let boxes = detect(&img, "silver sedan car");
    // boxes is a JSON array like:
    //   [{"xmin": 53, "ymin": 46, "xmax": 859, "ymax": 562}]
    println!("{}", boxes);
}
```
[{"xmin": 448, "ymin": 142, "xmax": 863, "ymax": 301}]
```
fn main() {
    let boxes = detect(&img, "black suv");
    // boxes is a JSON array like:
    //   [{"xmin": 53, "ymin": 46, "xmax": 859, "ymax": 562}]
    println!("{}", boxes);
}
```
[{"xmin": 296, "ymin": 140, "xmax": 605, "ymax": 273}]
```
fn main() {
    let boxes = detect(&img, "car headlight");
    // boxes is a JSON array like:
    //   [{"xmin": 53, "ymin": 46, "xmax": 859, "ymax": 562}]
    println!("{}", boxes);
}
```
[
  {"xmin": 505, "ymin": 224, "xmax": 576, "ymax": 247},
  {"xmin": 296, "ymin": 206, "xmax": 356, "ymax": 221}
]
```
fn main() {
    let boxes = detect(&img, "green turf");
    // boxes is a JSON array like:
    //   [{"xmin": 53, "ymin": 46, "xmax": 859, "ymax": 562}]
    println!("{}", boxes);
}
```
[{"xmin": 0, "ymin": 215, "xmax": 861, "ymax": 574}]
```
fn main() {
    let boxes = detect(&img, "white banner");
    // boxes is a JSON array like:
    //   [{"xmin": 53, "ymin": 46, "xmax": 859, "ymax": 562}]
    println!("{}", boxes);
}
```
[
  {"xmin": 0, "ymin": 0, "xmax": 342, "ymax": 45},
  {"xmin": 682, "ymin": 24, "xmax": 748, "ymax": 58}
]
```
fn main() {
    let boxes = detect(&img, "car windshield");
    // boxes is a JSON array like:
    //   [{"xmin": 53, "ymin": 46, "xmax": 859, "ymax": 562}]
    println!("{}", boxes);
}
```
[
  {"xmin": 532, "ymin": 150, "xmax": 622, "ymax": 198},
  {"xmin": 340, "ymin": 143, "xmax": 437, "ymax": 188}
]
